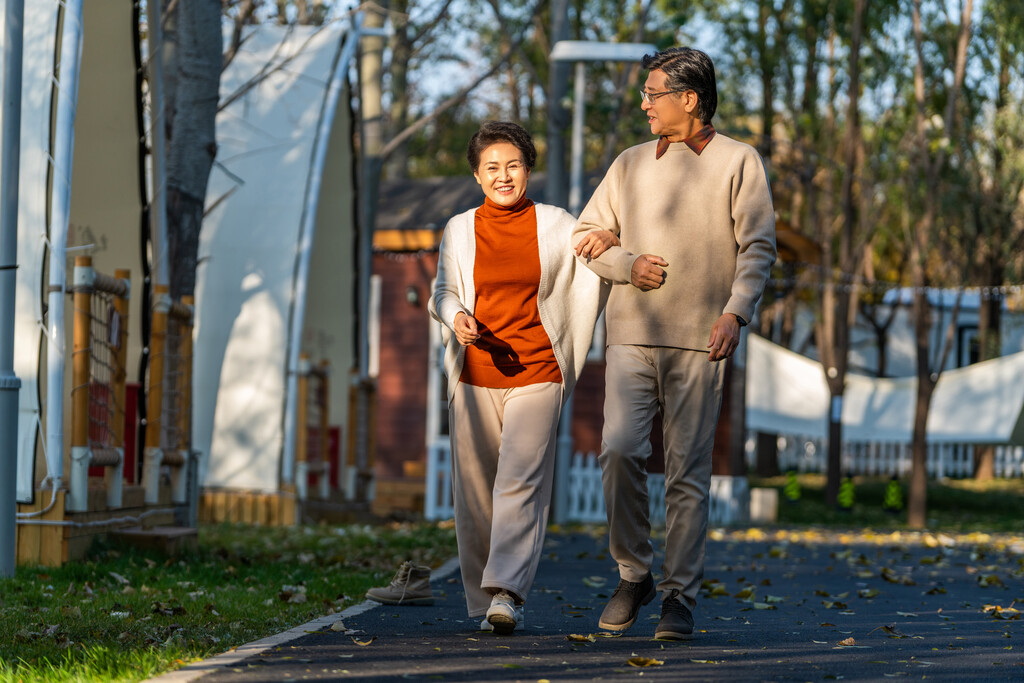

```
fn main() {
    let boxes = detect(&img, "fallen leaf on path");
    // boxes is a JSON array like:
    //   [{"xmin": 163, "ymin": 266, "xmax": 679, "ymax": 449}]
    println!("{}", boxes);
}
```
[
  {"xmin": 329, "ymin": 621, "xmax": 346, "ymax": 632},
  {"xmin": 880, "ymin": 625, "xmax": 908, "ymax": 638},
  {"xmin": 627, "ymin": 656, "xmax": 663, "ymax": 667},
  {"xmin": 352, "ymin": 636, "xmax": 376, "ymax": 646},
  {"xmin": 858, "ymin": 588, "xmax": 880, "ymax": 599},
  {"xmin": 837, "ymin": 637, "xmax": 856, "ymax": 646},
  {"xmin": 881, "ymin": 568, "xmax": 915, "ymax": 586},
  {"xmin": 566, "ymin": 633, "xmax": 595, "ymax": 642},
  {"xmin": 582, "ymin": 576, "xmax": 607, "ymax": 588},
  {"xmin": 983, "ymin": 604, "xmax": 1021, "ymax": 620}
]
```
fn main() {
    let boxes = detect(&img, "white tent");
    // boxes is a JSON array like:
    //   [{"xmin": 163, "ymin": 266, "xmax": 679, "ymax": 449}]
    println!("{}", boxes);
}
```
[
  {"xmin": 193, "ymin": 23, "xmax": 357, "ymax": 493},
  {"xmin": 747, "ymin": 333, "xmax": 1024, "ymax": 444},
  {"xmin": 9, "ymin": 0, "xmax": 148, "ymax": 504}
]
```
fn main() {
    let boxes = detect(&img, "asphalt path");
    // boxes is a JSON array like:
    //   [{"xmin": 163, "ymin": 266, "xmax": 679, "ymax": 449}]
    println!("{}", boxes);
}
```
[{"xmin": 154, "ymin": 525, "xmax": 1024, "ymax": 682}]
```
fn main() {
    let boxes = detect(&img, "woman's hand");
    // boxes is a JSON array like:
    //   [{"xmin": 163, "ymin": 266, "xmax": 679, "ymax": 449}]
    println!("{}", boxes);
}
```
[
  {"xmin": 574, "ymin": 230, "xmax": 620, "ymax": 260},
  {"xmin": 453, "ymin": 312, "xmax": 481, "ymax": 346}
]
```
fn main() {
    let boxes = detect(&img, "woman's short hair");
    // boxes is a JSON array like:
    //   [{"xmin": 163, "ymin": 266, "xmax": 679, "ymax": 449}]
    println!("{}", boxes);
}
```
[
  {"xmin": 641, "ymin": 47, "xmax": 718, "ymax": 125},
  {"xmin": 466, "ymin": 121, "xmax": 537, "ymax": 173}
]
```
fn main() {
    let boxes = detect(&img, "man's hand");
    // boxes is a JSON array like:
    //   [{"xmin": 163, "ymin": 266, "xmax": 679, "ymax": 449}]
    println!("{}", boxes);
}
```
[
  {"xmin": 707, "ymin": 313, "xmax": 741, "ymax": 362},
  {"xmin": 574, "ymin": 230, "xmax": 621, "ymax": 260},
  {"xmin": 453, "ymin": 312, "xmax": 480, "ymax": 346},
  {"xmin": 630, "ymin": 255, "xmax": 668, "ymax": 291}
]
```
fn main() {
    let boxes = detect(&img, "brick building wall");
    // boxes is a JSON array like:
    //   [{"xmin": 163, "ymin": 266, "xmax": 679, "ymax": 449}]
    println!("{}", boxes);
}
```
[{"xmin": 373, "ymin": 250, "xmax": 438, "ymax": 480}]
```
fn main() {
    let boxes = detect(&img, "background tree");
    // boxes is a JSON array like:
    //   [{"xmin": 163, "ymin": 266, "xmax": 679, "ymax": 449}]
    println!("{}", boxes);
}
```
[{"xmin": 904, "ymin": 0, "xmax": 973, "ymax": 528}]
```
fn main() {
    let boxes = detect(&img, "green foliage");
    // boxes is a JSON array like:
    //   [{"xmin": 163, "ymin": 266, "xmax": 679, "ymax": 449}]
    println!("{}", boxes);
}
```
[
  {"xmin": 752, "ymin": 474, "xmax": 1024, "ymax": 532},
  {"xmin": 0, "ymin": 521, "xmax": 457, "ymax": 682}
]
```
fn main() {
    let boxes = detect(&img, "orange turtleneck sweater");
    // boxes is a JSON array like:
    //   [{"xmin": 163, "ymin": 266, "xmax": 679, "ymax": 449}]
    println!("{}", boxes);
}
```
[{"xmin": 459, "ymin": 196, "xmax": 562, "ymax": 388}]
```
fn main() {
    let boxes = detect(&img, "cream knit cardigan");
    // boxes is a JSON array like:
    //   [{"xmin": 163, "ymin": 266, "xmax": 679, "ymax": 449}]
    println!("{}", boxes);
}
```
[{"xmin": 430, "ymin": 203, "xmax": 609, "ymax": 402}]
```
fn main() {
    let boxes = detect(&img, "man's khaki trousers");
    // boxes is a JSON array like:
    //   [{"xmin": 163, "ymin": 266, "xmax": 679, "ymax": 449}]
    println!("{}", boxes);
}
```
[
  {"xmin": 449, "ymin": 380, "xmax": 563, "ymax": 617},
  {"xmin": 600, "ymin": 344, "xmax": 725, "ymax": 608}
]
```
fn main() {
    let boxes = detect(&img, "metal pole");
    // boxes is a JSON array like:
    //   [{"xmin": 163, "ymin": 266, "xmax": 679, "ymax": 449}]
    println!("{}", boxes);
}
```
[
  {"xmin": 568, "ymin": 61, "xmax": 586, "ymax": 217},
  {"xmin": 553, "ymin": 61, "xmax": 586, "ymax": 524},
  {"xmin": 544, "ymin": 0, "xmax": 570, "ymax": 209},
  {"xmin": 1, "ymin": 0, "xmax": 26, "ymax": 577}
]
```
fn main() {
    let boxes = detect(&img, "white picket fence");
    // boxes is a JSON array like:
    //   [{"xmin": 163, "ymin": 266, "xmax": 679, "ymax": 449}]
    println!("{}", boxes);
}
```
[
  {"xmin": 424, "ymin": 442, "xmax": 748, "ymax": 525},
  {"xmin": 757, "ymin": 434, "xmax": 1024, "ymax": 479}
]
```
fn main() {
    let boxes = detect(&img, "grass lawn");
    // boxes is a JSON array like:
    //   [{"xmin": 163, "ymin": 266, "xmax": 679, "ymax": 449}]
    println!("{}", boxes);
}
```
[
  {"xmin": 1, "ymin": 476, "xmax": 1021, "ymax": 682},
  {"xmin": 0, "ymin": 521, "xmax": 457, "ymax": 683}
]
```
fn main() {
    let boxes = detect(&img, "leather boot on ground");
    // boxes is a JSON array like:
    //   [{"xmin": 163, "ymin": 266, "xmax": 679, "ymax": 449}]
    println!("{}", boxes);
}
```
[{"xmin": 365, "ymin": 561, "xmax": 434, "ymax": 605}]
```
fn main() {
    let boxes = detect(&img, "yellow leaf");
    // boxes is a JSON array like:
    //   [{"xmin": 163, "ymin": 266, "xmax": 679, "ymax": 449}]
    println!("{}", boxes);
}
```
[
  {"xmin": 566, "ymin": 633, "xmax": 596, "ymax": 642},
  {"xmin": 627, "ymin": 656, "xmax": 664, "ymax": 667},
  {"xmin": 688, "ymin": 659, "xmax": 719, "ymax": 664},
  {"xmin": 752, "ymin": 602, "xmax": 777, "ymax": 610},
  {"xmin": 764, "ymin": 595, "xmax": 786, "ymax": 603},
  {"xmin": 838, "ymin": 637, "xmax": 856, "ymax": 646},
  {"xmin": 858, "ymin": 588, "xmax": 880, "ymax": 599},
  {"xmin": 733, "ymin": 587, "xmax": 755, "ymax": 599},
  {"xmin": 352, "ymin": 636, "xmax": 376, "ymax": 646}
]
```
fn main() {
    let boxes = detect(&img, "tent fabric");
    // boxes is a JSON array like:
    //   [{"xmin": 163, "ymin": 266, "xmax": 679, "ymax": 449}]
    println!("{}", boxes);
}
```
[
  {"xmin": 746, "ymin": 333, "xmax": 1024, "ymax": 445},
  {"xmin": 10, "ymin": 1, "xmax": 62, "ymax": 502},
  {"xmin": 193, "ymin": 23, "xmax": 349, "ymax": 492}
]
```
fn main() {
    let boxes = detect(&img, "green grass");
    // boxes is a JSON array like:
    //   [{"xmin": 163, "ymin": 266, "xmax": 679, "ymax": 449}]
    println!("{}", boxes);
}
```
[
  {"xmin": 0, "ymin": 521, "xmax": 457, "ymax": 683},
  {"xmin": 750, "ymin": 473, "xmax": 1024, "ymax": 532}
]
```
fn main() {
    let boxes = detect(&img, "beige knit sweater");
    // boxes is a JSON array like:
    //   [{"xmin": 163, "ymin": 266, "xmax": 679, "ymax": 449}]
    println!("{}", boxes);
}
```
[{"xmin": 572, "ymin": 134, "xmax": 776, "ymax": 351}]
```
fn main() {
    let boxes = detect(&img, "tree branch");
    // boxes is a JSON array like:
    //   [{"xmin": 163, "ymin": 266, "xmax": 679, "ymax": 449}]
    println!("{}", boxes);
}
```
[{"xmin": 380, "ymin": 0, "xmax": 545, "ymax": 160}]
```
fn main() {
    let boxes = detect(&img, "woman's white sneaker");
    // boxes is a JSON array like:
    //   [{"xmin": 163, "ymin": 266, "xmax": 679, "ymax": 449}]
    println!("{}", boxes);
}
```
[{"xmin": 485, "ymin": 590, "xmax": 524, "ymax": 634}]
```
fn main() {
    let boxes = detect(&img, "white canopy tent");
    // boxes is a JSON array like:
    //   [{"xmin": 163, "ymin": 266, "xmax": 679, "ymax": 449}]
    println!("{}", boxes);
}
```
[
  {"xmin": 9, "ymin": 0, "xmax": 148, "ymax": 504},
  {"xmin": 747, "ymin": 333, "xmax": 1024, "ymax": 445},
  {"xmin": 193, "ymin": 22, "xmax": 358, "ymax": 493}
]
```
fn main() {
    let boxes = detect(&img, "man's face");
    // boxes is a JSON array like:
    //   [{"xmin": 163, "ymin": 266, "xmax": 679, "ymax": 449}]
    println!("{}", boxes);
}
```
[{"xmin": 641, "ymin": 69, "xmax": 696, "ymax": 141}]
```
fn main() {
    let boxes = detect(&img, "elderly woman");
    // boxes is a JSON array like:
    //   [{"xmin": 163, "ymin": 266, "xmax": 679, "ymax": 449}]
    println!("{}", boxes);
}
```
[{"xmin": 430, "ymin": 121, "xmax": 614, "ymax": 634}]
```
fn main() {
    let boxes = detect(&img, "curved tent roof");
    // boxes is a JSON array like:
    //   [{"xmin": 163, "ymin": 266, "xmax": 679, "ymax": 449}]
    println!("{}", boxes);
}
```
[{"xmin": 193, "ymin": 22, "xmax": 356, "ymax": 492}]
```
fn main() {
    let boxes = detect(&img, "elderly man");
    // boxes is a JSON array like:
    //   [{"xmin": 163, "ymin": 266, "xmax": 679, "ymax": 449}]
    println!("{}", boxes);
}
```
[{"xmin": 572, "ymin": 46, "xmax": 776, "ymax": 640}]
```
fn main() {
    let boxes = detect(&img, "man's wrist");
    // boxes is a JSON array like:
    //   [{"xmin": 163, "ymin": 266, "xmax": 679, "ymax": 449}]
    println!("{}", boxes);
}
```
[{"xmin": 732, "ymin": 313, "xmax": 747, "ymax": 327}]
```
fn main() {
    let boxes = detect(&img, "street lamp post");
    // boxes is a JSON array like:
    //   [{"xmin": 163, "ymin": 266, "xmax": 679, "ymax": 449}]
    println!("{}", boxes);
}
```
[{"xmin": 548, "ymin": 40, "xmax": 655, "ymax": 523}]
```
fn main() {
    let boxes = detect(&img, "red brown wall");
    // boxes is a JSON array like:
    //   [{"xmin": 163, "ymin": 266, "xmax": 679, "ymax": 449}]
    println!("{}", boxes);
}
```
[{"xmin": 373, "ymin": 251, "xmax": 438, "ymax": 480}]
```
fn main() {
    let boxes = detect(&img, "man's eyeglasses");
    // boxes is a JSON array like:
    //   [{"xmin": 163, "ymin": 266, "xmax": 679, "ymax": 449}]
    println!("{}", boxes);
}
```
[{"xmin": 639, "ymin": 88, "xmax": 687, "ymax": 104}]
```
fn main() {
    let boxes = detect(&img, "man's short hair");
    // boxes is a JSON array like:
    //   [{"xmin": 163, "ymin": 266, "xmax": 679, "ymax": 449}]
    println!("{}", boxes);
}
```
[
  {"xmin": 466, "ymin": 121, "xmax": 537, "ymax": 173},
  {"xmin": 641, "ymin": 47, "xmax": 718, "ymax": 125}
]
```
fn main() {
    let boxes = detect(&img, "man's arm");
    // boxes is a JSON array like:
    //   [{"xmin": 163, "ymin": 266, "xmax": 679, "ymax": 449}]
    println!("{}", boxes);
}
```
[
  {"xmin": 723, "ymin": 150, "xmax": 778, "ymax": 323},
  {"xmin": 572, "ymin": 162, "xmax": 664, "ymax": 287}
]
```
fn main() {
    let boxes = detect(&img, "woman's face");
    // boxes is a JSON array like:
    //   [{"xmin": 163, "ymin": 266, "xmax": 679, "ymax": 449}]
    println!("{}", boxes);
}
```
[{"xmin": 473, "ymin": 142, "xmax": 530, "ymax": 207}]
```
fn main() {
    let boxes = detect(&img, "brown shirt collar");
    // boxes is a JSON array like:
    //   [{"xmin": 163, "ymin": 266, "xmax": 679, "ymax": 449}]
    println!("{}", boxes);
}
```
[{"xmin": 655, "ymin": 124, "xmax": 717, "ymax": 159}]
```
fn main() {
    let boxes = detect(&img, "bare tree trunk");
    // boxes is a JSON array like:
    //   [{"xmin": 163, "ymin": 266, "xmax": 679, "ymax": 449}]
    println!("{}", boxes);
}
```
[
  {"xmin": 906, "ymin": 0, "xmax": 973, "ymax": 528},
  {"xmin": 384, "ymin": 1, "xmax": 412, "ymax": 180},
  {"xmin": 165, "ymin": 0, "xmax": 221, "ymax": 300},
  {"xmin": 817, "ymin": 0, "xmax": 864, "ymax": 506},
  {"xmin": 756, "ymin": 0, "xmax": 773, "ymax": 160}
]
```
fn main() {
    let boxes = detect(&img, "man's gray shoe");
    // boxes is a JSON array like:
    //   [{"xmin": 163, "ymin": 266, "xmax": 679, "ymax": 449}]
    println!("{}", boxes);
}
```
[
  {"xmin": 598, "ymin": 572, "xmax": 656, "ymax": 631},
  {"xmin": 654, "ymin": 589, "xmax": 694, "ymax": 640},
  {"xmin": 365, "ymin": 561, "xmax": 434, "ymax": 605}
]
